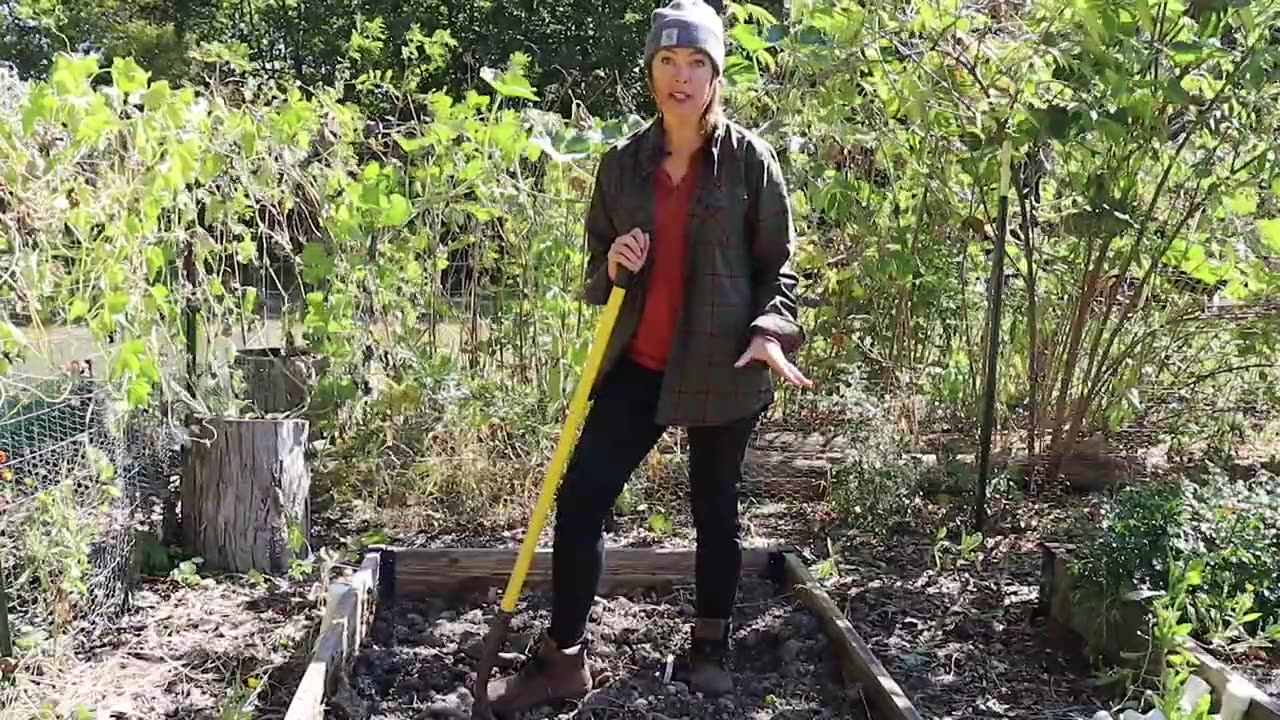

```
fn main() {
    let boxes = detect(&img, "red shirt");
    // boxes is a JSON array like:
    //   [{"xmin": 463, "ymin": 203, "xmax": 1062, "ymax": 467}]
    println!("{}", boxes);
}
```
[{"xmin": 627, "ymin": 160, "xmax": 700, "ymax": 371}]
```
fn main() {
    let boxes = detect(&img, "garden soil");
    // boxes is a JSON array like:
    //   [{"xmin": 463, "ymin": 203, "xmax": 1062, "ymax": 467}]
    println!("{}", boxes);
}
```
[{"xmin": 344, "ymin": 577, "xmax": 869, "ymax": 719}]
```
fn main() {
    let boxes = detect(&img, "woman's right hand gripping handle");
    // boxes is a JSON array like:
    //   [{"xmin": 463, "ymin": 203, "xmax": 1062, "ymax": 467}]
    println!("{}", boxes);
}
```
[{"xmin": 608, "ymin": 228, "xmax": 649, "ymax": 289}]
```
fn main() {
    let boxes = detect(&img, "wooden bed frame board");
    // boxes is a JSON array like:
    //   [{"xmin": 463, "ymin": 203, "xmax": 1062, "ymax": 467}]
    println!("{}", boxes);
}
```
[
  {"xmin": 782, "ymin": 554, "xmax": 924, "ymax": 720},
  {"xmin": 284, "ymin": 550, "xmax": 383, "ymax": 720},
  {"xmin": 284, "ymin": 545, "xmax": 925, "ymax": 720},
  {"xmin": 389, "ymin": 546, "xmax": 782, "ymax": 599}
]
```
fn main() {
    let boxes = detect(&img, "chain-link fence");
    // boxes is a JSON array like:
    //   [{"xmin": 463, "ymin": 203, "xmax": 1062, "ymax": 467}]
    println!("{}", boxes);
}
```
[{"xmin": 0, "ymin": 371, "xmax": 181, "ymax": 654}]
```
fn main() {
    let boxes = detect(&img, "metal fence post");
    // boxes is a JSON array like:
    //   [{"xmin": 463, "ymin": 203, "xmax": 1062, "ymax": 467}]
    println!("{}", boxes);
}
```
[
  {"xmin": 0, "ymin": 555, "xmax": 13, "ymax": 673},
  {"xmin": 975, "ymin": 135, "xmax": 1013, "ymax": 534}
]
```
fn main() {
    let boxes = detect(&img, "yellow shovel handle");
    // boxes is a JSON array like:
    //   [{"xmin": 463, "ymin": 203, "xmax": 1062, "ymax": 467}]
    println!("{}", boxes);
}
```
[{"xmin": 498, "ymin": 278, "xmax": 629, "ymax": 612}]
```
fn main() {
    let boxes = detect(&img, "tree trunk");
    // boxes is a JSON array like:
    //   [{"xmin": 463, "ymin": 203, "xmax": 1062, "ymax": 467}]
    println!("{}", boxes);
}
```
[
  {"xmin": 1045, "ymin": 238, "xmax": 1109, "ymax": 484},
  {"xmin": 182, "ymin": 417, "xmax": 310, "ymax": 574},
  {"xmin": 233, "ymin": 347, "xmax": 328, "ymax": 417}
]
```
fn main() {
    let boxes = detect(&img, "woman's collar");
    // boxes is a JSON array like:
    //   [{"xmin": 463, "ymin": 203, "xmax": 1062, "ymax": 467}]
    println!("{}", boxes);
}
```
[{"xmin": 638, "ymin": 114, "xmax": 727, "ymax": 176}]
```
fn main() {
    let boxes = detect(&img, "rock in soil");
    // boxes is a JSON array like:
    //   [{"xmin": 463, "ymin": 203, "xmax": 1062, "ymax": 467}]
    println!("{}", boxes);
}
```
[{"xmin": 347, "ymin": 577, "xmax": 868, "ymax": 719}]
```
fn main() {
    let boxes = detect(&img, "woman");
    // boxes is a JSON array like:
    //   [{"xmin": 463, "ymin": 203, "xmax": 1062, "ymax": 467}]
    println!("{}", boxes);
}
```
[{"xmin": 487, "ymin": 0, "xmax": 810, "ymax": 712}]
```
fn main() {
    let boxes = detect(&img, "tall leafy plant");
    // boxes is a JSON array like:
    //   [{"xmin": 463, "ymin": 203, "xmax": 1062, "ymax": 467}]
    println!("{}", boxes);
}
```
[{"xmin": 722, "ymin": 0, "xmax": 1280, "ymax": 456}]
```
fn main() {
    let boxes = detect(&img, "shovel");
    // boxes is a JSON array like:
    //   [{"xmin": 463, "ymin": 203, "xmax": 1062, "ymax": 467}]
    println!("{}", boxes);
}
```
[{"xmin": 470, "ymin": 266, "xmax": 632, "ymax": 719}]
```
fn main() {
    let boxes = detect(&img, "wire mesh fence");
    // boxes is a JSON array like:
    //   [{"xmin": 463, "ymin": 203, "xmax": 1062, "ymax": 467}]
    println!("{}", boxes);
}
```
[{"xmin": 0, "ymin": 370, "xmax": 181, "ymax": 655}]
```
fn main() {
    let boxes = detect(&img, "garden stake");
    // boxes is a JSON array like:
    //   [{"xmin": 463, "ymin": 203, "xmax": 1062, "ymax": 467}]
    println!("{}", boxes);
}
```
[
  {"xmin": 0, "ymin": 556, "xmax": 13, "ymax": 681},
  {"xmin": 471, "ymin": 267, "xmax": 632, "ymax": 720},
  {"xmin": 975, "ymin": 135, "xmax": 1013, "ymax": 533}
]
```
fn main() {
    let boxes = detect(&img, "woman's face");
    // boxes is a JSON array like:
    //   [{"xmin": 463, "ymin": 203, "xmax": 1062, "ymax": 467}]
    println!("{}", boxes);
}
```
[{"xmin": 650, "ymin": 47, "xmax": 716, "ymax": 122}]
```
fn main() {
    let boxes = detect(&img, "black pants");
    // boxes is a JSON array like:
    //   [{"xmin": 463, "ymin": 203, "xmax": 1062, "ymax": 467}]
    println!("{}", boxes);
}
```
[{"xmin": 547, "ymin": 357, "xmax": 761, "ymax": 648}]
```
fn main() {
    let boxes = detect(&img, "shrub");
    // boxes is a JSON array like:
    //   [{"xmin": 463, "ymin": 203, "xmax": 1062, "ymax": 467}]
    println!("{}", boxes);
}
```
[
  {"xmin": 820, "ymin": 366, "xmax": 929, "ymax": 537},
  {"xmin": 1073, "ymin": 468, "xmax": 1280, "ymax": 648}
]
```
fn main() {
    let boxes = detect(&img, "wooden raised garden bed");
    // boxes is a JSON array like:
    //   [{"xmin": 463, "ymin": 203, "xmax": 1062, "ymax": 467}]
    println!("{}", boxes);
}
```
[
  {"xmin": 1038, "ymin": 542, "xmax": 1280, "ymax": 720},
  {"xmin": 283, "ymin": 545, "xmax": 924, "ymax": 720}
]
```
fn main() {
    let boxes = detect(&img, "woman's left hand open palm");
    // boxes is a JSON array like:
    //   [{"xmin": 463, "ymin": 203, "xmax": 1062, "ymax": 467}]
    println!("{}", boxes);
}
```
[{"xmin": 734, "ymin": 334, "xmax": 814, "ymax": 388}]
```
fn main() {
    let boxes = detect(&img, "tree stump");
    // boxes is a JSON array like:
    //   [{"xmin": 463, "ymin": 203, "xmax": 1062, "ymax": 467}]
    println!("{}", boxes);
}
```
[
  {"xmin": 182, "ymin": 417, "xmax": 310, "ymax": 574},
  {"xmin": 233, "ymin": 347, "xmax": 328, "ymax": 416}
]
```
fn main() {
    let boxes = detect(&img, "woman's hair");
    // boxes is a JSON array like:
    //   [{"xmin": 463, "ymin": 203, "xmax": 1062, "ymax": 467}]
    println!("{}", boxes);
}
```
[{"xmin": 700, "ymin": 78, "xmax": 725, "ymax": 135}]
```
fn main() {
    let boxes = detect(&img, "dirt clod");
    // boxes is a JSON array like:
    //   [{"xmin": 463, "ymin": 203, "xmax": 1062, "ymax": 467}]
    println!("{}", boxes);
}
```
[{"xmin": 349, "ymin": 577, "xmax": 867, "ymax": 719}]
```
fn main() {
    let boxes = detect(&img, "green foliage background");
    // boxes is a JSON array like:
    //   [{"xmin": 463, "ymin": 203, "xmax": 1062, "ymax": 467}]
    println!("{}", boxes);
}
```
[
  {"xmin": 0, "ymin": 0, "xmax": 786, "ymax": 116},
  {"xmin": 0, "ymin": 0, "xmax": 1276, "ymax": 452}
]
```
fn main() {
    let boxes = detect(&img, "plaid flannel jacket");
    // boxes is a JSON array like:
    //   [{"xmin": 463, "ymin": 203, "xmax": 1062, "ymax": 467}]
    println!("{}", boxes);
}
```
[{"xmin": 581, "ymin": 116, "xmax": 806, "ymax": 427}]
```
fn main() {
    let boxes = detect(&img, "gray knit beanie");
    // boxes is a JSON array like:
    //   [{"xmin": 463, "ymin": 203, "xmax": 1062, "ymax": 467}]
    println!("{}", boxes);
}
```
[{"xmin": 644, "ymin": 0, "xmax": 726, "ymax": 76}]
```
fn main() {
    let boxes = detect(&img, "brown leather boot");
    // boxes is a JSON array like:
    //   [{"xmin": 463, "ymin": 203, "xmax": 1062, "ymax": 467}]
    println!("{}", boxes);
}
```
[
  {"xmin": 685, "ymin": 618, "xmax": 733, "ymax": 697},
  {"xmin": 487, "ymin": 634, "xmax": 592, "ymax": 715}
]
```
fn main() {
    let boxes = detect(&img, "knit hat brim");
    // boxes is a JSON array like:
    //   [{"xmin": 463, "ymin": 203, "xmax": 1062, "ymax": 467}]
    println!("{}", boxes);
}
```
[{"xmin": 643, "ymin": 0, "xmax": 726, "ymax": 76}]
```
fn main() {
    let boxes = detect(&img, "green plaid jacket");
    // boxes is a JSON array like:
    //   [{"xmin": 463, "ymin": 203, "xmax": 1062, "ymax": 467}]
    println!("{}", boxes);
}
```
[{"xmin": 581, "ymin": 116, "xmax": 806, "ymax": 427}]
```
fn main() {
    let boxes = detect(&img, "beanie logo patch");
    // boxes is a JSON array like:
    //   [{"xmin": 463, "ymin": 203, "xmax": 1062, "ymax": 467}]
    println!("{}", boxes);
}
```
[{"xmin": 661, "ymin": 27, "xmax": 679, "ymax": 46}]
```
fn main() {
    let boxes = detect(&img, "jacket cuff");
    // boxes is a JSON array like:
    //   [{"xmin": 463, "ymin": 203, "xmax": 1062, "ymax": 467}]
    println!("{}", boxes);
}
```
[
  {"xmin": 583, "ymin": 264, "xmax": 611, "ymax": 305},
  {"xmin": 751, "ymin": 315, "xmax": 804, "ymax": 355}
]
